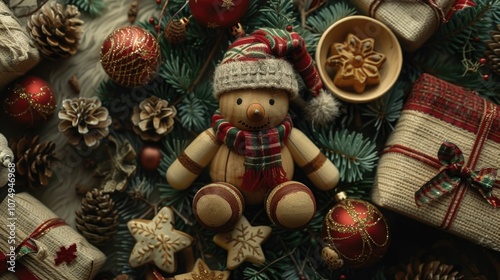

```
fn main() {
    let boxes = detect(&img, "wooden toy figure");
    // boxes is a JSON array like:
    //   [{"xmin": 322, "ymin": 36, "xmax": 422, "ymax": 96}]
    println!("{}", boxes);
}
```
[{"xmin": 166, "ymin": 28, "xmax": 340, "ymax": 231}]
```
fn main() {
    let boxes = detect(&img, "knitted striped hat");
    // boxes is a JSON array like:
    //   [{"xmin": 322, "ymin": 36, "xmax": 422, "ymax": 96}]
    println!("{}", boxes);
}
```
[{"xmin": 213, "ymin": 28, "xmax": 339, "ymax": 125}]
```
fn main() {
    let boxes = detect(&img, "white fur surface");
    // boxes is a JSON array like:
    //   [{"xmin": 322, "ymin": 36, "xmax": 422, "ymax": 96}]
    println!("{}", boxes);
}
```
[{"xmin": 3, "ymin": 0, "xmax": 159, "ymax": 227}]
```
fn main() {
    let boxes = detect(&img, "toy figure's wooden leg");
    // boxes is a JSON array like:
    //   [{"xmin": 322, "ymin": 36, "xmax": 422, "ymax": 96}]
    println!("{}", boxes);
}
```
[
  {"xmin": 265, "ymin": 181, "xmax": 316, "ymax": 230},
  {"xmin": 193, "ymin": 182, "xmax": 244, "ymax": 232}
]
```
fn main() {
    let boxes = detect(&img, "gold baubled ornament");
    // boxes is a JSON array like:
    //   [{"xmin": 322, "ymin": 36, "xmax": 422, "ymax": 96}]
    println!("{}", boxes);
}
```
[
  {"xmin": 174, "ymin": 258, "xmax": 230, "ymax": 280},
  {"xmin": 321, "ymin": 192, "xmax": 390, "ymax": 269},
  {"xmin": 100, "ymin": 26, "xmax": 161, "ymax": 88}
]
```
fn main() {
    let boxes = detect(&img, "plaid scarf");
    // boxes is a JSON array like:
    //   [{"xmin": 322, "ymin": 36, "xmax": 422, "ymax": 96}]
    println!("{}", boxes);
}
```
[{"xmin": 212, "ymin": 111, "xmax": 292, "ymax": 192}]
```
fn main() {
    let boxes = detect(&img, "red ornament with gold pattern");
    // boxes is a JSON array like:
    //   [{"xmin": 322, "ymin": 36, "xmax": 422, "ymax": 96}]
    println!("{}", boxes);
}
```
[
  {"xmin": 100, "ymin": 26, "xmax": 161, "ymax": 88},
  {"xmin": 321, "ymin": 191, "xmax": 390, "ymax": 269},
  {"xmin": 189, "ymin": 0, "xmax": 249, "ymax": 28},
  {"xmin": 2, "ymin": 75, "xmax": 57, "ymax": 127}
]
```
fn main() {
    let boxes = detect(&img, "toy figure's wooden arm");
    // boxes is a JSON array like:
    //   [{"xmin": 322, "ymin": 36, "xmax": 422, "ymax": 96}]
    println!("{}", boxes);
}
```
[
  {"xmin": 166, "ymin": 128, "xmax": 221, "ymax": 190},
  {"xmin": 286, "ymin": 128, "xmax": 339, "ymax": 190}
]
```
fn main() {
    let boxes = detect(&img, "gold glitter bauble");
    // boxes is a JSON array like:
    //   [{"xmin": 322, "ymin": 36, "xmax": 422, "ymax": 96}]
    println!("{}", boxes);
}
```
[{"xmin": 100, "ymin": 26, "xmax": 161, "ymax": 88}]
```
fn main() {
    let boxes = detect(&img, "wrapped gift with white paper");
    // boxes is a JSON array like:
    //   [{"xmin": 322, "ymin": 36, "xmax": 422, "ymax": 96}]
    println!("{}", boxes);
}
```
[{"xmin": 0, "ymin": 192, "xmax": 106, "ymax": 279}]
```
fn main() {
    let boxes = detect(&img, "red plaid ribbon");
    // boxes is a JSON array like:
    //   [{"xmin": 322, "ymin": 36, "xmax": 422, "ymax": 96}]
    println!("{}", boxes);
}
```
[{"xmin": 415, "ymin": 142, "xmax": 499, "ymax": 207}]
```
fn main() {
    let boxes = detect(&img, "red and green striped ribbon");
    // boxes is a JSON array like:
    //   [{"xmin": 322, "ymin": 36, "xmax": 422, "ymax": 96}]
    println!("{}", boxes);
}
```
[{"xmin": 415, "ymin": 142, "xmax": 499, "ymax": 208}]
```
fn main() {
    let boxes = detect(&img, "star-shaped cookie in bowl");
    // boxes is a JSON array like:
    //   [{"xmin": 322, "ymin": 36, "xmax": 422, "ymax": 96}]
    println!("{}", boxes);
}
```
[{"xmin": 326, "ymin": 33, "xmax": 386, "ymax": 93}]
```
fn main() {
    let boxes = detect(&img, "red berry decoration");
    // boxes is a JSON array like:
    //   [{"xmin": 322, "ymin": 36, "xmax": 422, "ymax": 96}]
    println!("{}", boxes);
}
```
[
  {"xmin": 479, "ymin": 57, "xmax": 487, "ymax": 64},
  {"xmin": 189, "ymin": 0, "xmax": 249, "ymax": 28},
  {"xmin": 483, "ymin": 74, "xmax": 490, "ymax": 80},
  {"xmin": 139, "ymin": 145, "xmax": 162, "ymax": 171},
  {"xmin": 100, "ymin": 26, "xmax": 161, "ymax": 88},
  {"xmin": 321, "ymin": 192, "xmax": 390, "ymax": 269},
  {"xmin": 3, "ymin": 75, "xmax": 57, "ymax": 127}
]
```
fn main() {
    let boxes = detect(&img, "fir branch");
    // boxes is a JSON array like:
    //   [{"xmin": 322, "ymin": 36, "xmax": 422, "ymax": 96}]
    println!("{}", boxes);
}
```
[
  {"xmin": 306, "ymin": 2, "xmax": 356, "ymax": 33},
  {"xmin": 257, "ymin": 0, "xmax": 297, "ymax": 30},
  {"xmin": 159, "ymin": 51, "xmax": 201, "ymax": 94},
  {"xmin": 343, "ymin": 176, "xmax": 375, "ymax": 201},
  {"xmin": 426, "ymin": 0, "xmax": 499, "ymax": 59},
  {"xmin": 360, "ymin": 81, "xmax": 405, "ymax": 140},
  {"xmin": 66, "ymin": 0, "xmax": 105, "ymax": 17},
  {"xmin": 177, "ymin": 94, "xmax": 211, "ymax": 133},
  {"xmin": 316, "ymin": 128, "xmax": 378, "ymax": 183}
]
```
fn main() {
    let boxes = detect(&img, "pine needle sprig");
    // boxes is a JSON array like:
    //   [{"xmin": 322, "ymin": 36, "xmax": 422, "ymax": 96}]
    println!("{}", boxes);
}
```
[
  {"xmin": 126, "ymin": 177, "xmax": 154, "ymax": 202},
  {"xmin": 427, "ymin": 0, "xmax": 499, "ymax": 59},
  {"xmin": 257, "ymin": 0, "xmax": 297, "ymax": 30},
  {"xmin": 177, "ymin": 93, "xmax": 211, "ymax": 132},
  {"xmin": 113, "ymin": 225, "xmax": 140, "ymax": 276},
  {"xmin": 343, "ymin": 176, "xmax": 375, "ymax": 201},
  {"xmin": 159, "ymin": 52, "xmax": 201, "ymax": 94},
  {"xmin": 96, "ymin": 79, "xmax": 118, "ymax": 108},
  {"xmin": 360, "ymin": 81, "xmax": 405, "ymax": 140},
  {"xmin": 316, "ymin": 128, "xmax": 378, "ymax": 183},
  {"xmin": 158, "ymin": 133, "xmax": 192, "ymax": 172},
  {"xmin": 193, "ymin": 86, "xmax": 219, "ymax": 116},
  {"xmin": 66, "ymin": 0, "xmax": 105, "ymax": 17},
  {"xmin": 243, "ymin": 250, "xmax": 295, "ymax": 280},
  {"xmin": 306, "ymin": 2, "xmax": 356, "ymax": 34}
]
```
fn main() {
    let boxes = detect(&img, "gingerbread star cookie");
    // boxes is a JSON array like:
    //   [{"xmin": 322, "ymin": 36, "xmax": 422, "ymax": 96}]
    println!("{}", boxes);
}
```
[
  {"xmin": 174, "ymin": 258, "xmax": 230, "ymax": 280},
  {"xmin": 127, "ymin": 207, "xmax": 193, "ymax": 273},
  {"xmin": 213, "ymin": 216, "xmax": 272, "ymax": 270},
  {"xmin": 326, "ymin": 33, "xmax": 386, "ymax": 93}
]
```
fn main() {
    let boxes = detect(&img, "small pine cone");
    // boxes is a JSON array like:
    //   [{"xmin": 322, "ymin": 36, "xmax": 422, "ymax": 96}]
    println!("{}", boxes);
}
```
[
  {"xmin": 75, "ymin": 188, "xmax": 119, "ymax": 246},
  {"xmin": 9, "ymin": 135, "xmax": 57, "ymax": 189},
  {"xmin": 131, "ymin": 96, "xmax": 176, "ymax": 142},
  {"xmin": 164, "ymin": 17, "xmax": 189, "ymax": 44},
  {"xmin": 485, "ymin": 24, "xmax": 500, "ymax": 75},
  {"xmin": 395, "ymin": 260, "xmax": 463, "ymax": 280},
  {"xmin": 58, "ymin": 97, "xmax": 112, "ymax": 149},
  {"xmin": 27, "ymin": 2, "xmax": 84, "ymax": 60}
]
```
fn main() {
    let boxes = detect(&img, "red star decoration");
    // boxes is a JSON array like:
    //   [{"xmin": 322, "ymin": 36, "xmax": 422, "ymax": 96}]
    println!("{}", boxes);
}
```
[{"xmin": 54, "ymin": 243, "xmax": 78, "ymax": 266}]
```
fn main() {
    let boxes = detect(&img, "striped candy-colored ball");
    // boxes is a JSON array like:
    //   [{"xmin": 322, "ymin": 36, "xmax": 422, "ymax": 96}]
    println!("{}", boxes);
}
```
[
  {"xmin": 193, "ymin": 182, "xmax": 244, "ymax": 232},
  {"xmin": 266, "ymin": 181, "xmax": 316, "ymax": 230},
  {"xmin": 100, "ymin": 26, "xmax": 160, "ymax": 88}
]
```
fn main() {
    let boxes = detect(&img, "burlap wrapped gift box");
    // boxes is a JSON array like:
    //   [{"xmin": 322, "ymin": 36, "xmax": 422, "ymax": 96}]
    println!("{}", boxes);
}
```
[
  {"xmin": 0, "ymin": 192, "xmax": 106, "ymax": 279},
  {"xmin": 348, "ymin": 0, "xmax": 459, "ymax": 52},
  {"xmin": 372, "ymin": 73, "xmax": 500, "ymax": 252}
]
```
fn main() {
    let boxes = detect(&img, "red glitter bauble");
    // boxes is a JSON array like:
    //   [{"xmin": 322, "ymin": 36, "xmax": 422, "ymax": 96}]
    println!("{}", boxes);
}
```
[
  {"xmin": 139, "ymin": 145, "xmax": 162, "ymax": 171},
  {"xmin": 100, "ymin": 26, "xmax": 161, "ymax": 88},
  {"xmin": 321, "ymin": 192, "xmax": 390, "ymax": 269},
  {"xmin": 189, "ymin": 0, "xmax": 249, "ymax": 28},
  {"xmin": 2, "ymin": 76, "xmax": 57, "ymax": 127}
]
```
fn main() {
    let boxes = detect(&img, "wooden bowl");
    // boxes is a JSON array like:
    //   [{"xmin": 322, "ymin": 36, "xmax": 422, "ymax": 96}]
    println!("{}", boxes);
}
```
[{"xmin": 316, "ymin": 16, "xmax": 402, "ymax": 103}]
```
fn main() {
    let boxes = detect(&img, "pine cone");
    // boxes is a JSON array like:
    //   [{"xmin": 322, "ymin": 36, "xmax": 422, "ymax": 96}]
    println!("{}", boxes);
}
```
[
  {"xmin": 164, "ymin": 17, "xmax": 189, "ymax": 44},
  {"xmin": 395, "ymin": 260, "xmax": 464, "ymax": 280},
  {"xmin": 58, "ymin": 97, "xmax": 112, "ymax": 149},
  {"xmin": 9, "ymin": 135, "xmax": 57, "ymax": 189},
  {"xmin": 75, "ymin": 188, "xmax": 119, "ymax": 246},
  {"xmin": 27, "ymin": 2, "xmax": 84, "ymax": 60},
  {"xmin": 485, "ymin": 24, "xmax": 500, "ymax": 75},
  {"xmin": 131, "ymin": 96, "xmax": 177, "ymax": 142}
]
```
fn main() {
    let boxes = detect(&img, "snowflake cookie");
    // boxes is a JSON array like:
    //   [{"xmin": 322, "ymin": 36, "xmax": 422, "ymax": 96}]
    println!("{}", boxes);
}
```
[
  {"xmin": 127, "ymin": 207, "xmax": 193, "ymax": 273},
  {"xmin": 213, "ymin": 215, "xmax": 272, "ymax": 270},
  {"xmin": 326, "ymin": 33, "xmax": 386, "ymax": 93}
]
